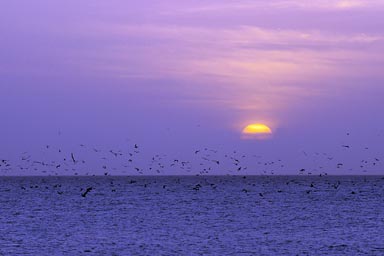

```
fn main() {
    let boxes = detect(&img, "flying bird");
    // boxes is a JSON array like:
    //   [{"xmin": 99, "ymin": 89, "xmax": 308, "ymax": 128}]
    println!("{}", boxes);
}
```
[
  {"xmin": 81, "ymin": 187, "xmax": 93, "ymax": 197},
  {"xmin": 71, "ymin": 153, "xmax": 76, "ymax": 163}
]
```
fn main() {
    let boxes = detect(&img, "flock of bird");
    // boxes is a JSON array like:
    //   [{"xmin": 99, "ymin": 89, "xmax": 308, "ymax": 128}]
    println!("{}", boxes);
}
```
[
  {"xmin": 0, "ymin": 143, "xmax": 262, "ymax": 176},
  {"xmin": 0, "ymin": 132, "xmax": 383, "ymax": 197},
  {"xmin": 0, "ymin": 141, "xmax": 382, "ymax": 177},
  {"xmin": 1, "ymin": 135, "xmax": 382, "ymax": 176}
]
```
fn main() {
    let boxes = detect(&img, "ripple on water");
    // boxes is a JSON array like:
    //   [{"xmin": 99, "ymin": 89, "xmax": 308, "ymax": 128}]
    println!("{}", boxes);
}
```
[{"xmin": 0, "ymin": 175, "xmax": 383, "ymax": 255}]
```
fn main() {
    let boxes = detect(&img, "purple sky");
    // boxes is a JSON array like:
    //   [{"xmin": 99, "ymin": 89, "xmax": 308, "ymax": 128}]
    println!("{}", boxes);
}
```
[{"xmin": 1, "ymin": 1, "xmax": 384, "ymax": 175}]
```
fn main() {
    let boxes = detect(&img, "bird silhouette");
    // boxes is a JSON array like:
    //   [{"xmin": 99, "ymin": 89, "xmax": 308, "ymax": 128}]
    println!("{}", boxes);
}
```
[
  {"xmin": 81, "ymin": 187, "xmax": 93, "ymax": 197},
  {"xmin": 71, "ymin": 153, "xmax": 76, "ymax": 164}
]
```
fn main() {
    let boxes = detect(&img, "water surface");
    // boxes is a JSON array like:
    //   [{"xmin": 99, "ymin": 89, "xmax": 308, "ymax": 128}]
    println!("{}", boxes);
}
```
[{"xmin": 0, "ymin": 175, "xmax": 383, "ymax": 255}]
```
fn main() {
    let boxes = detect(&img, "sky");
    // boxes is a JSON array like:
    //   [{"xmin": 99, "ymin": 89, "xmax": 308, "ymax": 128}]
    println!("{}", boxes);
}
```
[{"xmin": 1, "ymin": 0, "xmax": 384, "ymax": 175}]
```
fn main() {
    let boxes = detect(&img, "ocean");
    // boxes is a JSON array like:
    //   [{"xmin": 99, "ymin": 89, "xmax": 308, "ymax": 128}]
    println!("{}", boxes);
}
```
[{"xmin": 0, "ymin": 175, "xmax": 383, "ymax": 255}]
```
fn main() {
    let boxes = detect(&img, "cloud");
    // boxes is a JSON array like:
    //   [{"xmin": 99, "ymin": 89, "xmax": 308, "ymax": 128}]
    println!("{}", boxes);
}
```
[
  {"xmin": 161, "ymin": 0, "xmax": 383, "ymax": 15},
  {"xmin": 3, "ymin": 0, "xmax": 383, "ymax": 131},
  {"xmin": 70, "ymin": 22, "xmax": 383, "ymax": 131},
  {"xmin": 88, "ymin": 23, "xmax": 383, "ymax": 83}
]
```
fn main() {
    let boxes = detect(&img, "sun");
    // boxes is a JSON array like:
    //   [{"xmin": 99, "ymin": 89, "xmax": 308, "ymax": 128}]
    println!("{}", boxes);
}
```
[
  {"xmin": 242, "ymin": 123, "xmax": 272, "ymax": 139},
  {"xmin": 243, "ymin": 123, "xmax": 272, "ymax": 134}
]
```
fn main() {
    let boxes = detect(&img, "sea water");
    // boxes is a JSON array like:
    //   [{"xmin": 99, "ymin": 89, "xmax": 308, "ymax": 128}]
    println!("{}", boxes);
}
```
[{"xmin": 0, "ymin": 175, "xmax": 383, "ymax": 255}]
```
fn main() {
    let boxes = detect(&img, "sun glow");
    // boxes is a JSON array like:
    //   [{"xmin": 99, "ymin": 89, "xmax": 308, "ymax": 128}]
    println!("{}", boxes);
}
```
[
  {"xmin": 242, "ymin": 123, "xmax": 273, "ymax": 139},
  {"xmin": 243, "ymin": 123, "xmax": 272, "ymax": 134}
]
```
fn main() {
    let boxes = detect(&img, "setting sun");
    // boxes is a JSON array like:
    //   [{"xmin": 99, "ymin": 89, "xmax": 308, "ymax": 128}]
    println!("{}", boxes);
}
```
[
  {"xmin": 242, "ymin": 123, "xmax": 272, "ymax": 134},
  {"xmin": 241, "ymin": 123, "xmax": 273, "ymax": 140}
]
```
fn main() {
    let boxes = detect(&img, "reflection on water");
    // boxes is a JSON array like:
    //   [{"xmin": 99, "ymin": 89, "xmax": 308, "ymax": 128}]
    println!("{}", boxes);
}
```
[{"xmin": 0, "ymin": 175, "xmax": 383, "ymax": 255}]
